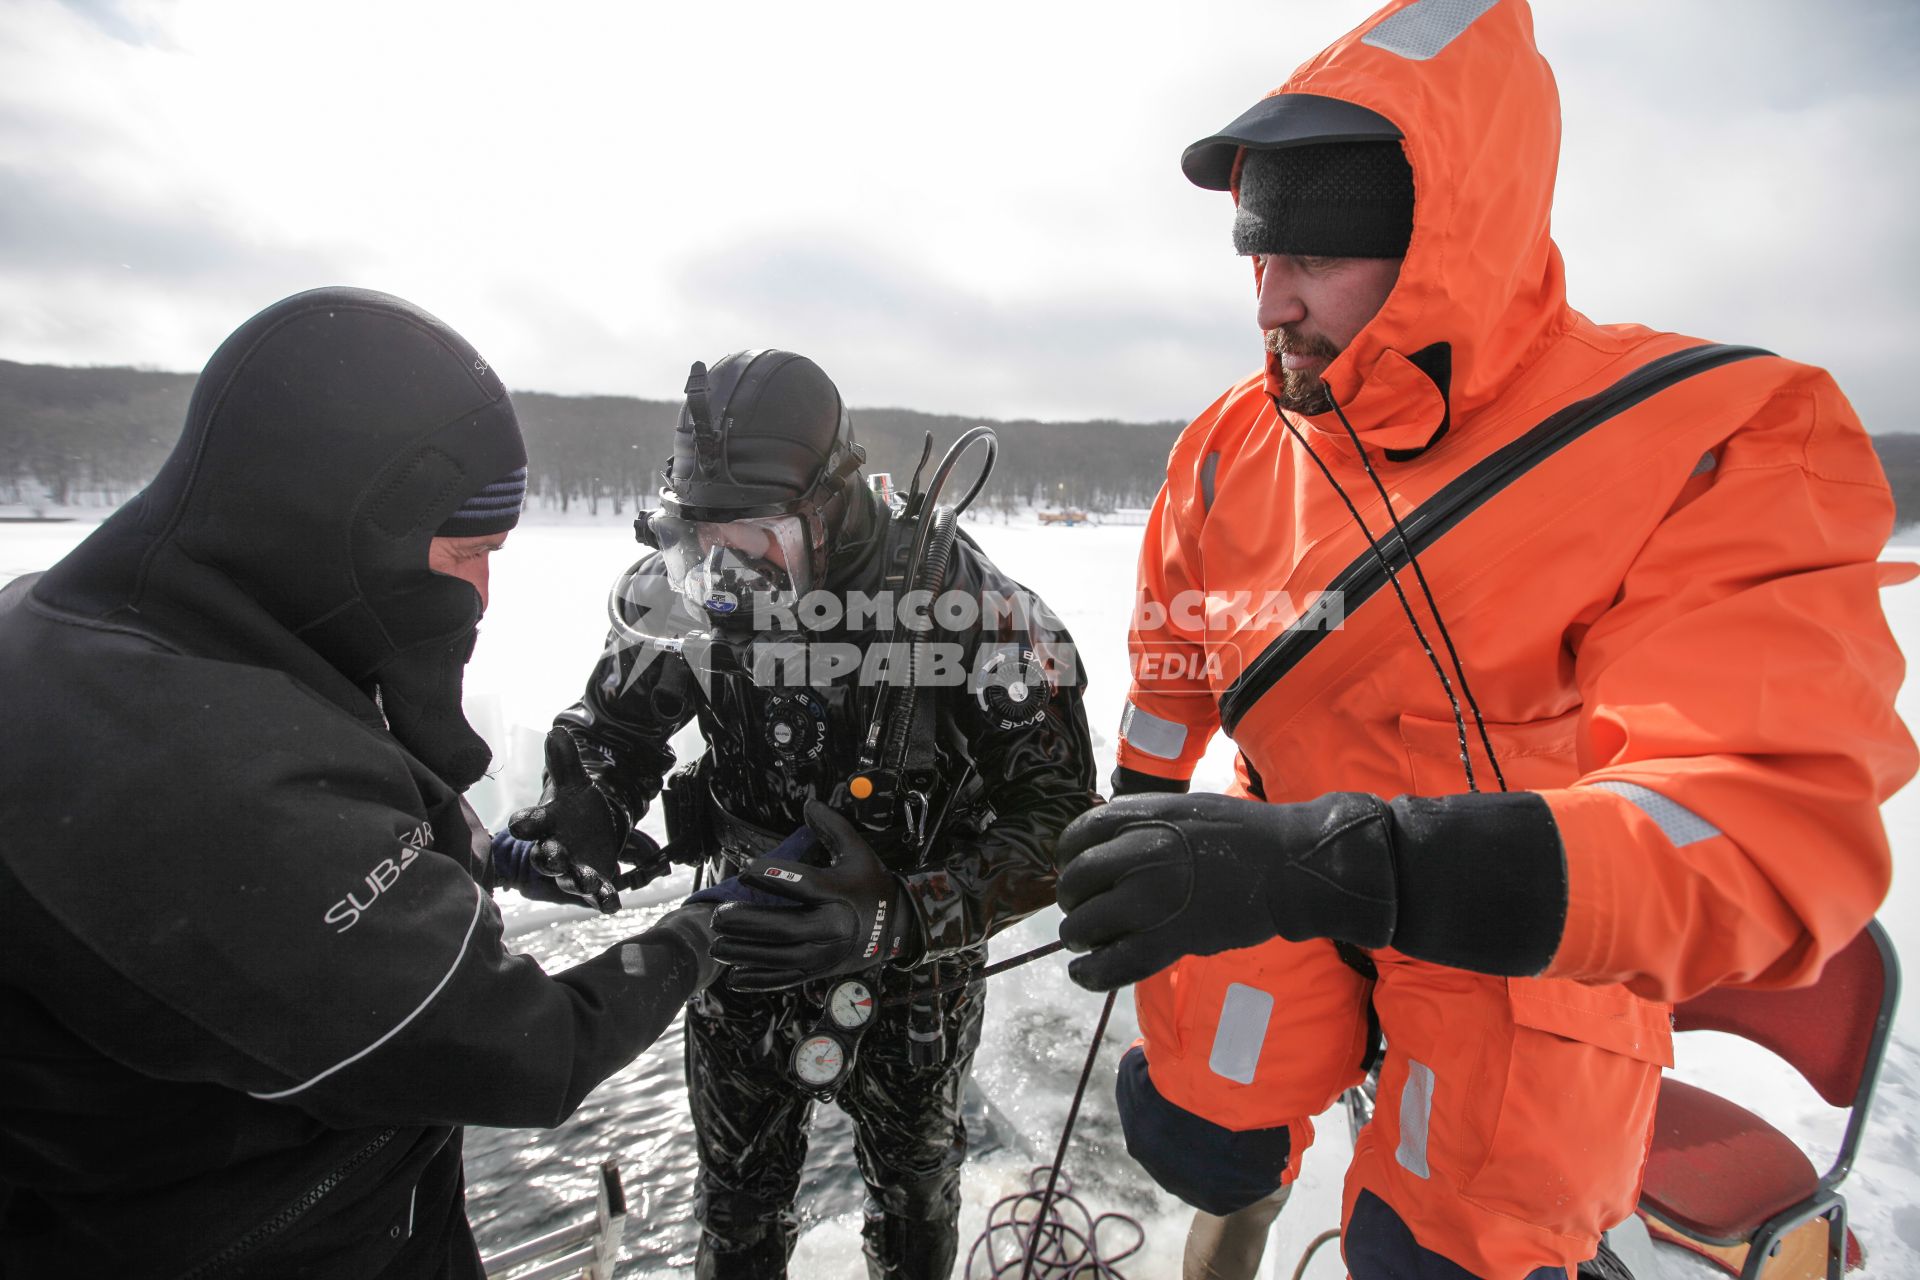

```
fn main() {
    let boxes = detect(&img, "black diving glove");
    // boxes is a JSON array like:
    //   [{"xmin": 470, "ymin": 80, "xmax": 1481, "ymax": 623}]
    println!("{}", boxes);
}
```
[
  {"xmin": 709, "ymin": 800, "xmax": 921, "ymax": 991},
  {"xmin": 1054, "ymin": 790, "xmax": 1568, "ymax": 991},
  {"xmin": 489, "ymin": 831, "xmax": 582, "ymax": 905},
  {"xmin": 507, "ymin": 727, "xmax": 652, "ymax": 914}
]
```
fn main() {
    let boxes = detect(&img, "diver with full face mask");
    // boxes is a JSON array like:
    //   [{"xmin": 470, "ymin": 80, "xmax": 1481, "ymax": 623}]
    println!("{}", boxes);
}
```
[{"xmin": 503, "ymin": 349, "xmax": 1099, "ymax": 1279}]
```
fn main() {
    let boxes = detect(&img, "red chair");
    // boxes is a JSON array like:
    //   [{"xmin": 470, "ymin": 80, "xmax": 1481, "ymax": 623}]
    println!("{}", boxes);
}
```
[{"xmin": 1637, "ymin": 920, "xmax": 1899, "ymax": 1280}]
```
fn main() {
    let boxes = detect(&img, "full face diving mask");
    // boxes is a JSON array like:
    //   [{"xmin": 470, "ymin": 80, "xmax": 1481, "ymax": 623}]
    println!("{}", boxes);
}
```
[{"xmin": 650, "ymin": 512, "xmax": 814, "ymax": 624}]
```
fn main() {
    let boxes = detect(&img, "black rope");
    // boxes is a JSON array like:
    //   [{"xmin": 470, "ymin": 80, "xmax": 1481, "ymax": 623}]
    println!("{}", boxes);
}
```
[
  {"xmin": 966, "ymin": 1166, "xmax": 1144, "ymax": 1279},
  {"xmin": 879, "ymin": 941, "xmax": 1065, "ymax": 1008},
  {"xmin": 1019, "ymin": 989, "xmax": 1117, "ymax": 1280},
  {"xmin": 1324, "ymin": 397, "xmax": 1508, "ymax": 793},
  {"xmin": 849, "ymin": 948, "xmax": 1135, "ymax": 1277}
]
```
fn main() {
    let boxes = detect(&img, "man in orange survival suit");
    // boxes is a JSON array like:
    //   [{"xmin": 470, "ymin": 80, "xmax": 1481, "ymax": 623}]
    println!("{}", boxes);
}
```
[{"xmin": 1052, "ymin": 3, "xmax": 1915, "ymax": 1278}]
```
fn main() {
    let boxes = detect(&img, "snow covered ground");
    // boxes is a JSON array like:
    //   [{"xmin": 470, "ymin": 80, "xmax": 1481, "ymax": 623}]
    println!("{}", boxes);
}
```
[{"xmin": 6, "ymin": 511, "xmax": 1920, "ymax": 1278}]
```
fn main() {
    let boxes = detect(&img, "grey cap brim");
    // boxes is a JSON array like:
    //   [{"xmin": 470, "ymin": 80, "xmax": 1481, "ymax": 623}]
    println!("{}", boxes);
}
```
[{"xmin": 1182, "ymin": 93, "xmax": 1403, "ymax": 191}]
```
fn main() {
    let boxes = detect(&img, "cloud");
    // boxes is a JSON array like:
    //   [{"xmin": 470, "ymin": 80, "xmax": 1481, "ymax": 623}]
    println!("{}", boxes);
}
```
[
  {"xmin": 0, "ymin": 165, "xmax": 336, "ymax": 279},
  {"xmin": 0, "ymin": 0, "xmax": 1913, "ymax": 431},
  {"xmin": 1537, "ymin": 0, "xmax": 1920, "ymax": 431},
  {"xmin": 662, "ymin": 234, "xmax": 1249, "ymax": 422}
]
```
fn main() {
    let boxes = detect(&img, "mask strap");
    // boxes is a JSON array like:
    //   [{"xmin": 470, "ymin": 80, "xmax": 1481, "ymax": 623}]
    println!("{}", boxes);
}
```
[{"xmin": 686, "ymin": 361, "xmax": 730, "ymax": 483}]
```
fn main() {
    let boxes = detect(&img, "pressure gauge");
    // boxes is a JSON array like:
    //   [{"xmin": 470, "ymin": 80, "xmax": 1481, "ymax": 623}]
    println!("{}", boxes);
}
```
[
  {"xmin": 828, "ymin": 980, "xmax": 876, "ymax": 1031},
  {"xmin": 791, "ymin": 1033, "xmax": 848, "ymax": 1089}
]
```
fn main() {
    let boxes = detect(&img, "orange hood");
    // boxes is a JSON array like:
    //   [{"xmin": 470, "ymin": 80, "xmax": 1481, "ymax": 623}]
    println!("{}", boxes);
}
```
[{"xmin": 1227, "ymin": 0, "xmax": 1570, "ymax": 454}]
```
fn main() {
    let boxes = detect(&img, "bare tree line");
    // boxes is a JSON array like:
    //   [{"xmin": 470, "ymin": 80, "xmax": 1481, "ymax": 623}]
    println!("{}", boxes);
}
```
[
  {"xmin": 0, "ymin": 360, "xmax": 1180, "ymax": 516},
  {"xmin": 19, "ymin": 359, "xmax": 1914, "ymax": 530}
]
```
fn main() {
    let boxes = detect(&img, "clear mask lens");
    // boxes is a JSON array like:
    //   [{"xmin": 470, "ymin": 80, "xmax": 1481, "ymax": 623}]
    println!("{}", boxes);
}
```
[{"xmin": 652, "ymin": 514, "xmax": 813, "ymax": 622}]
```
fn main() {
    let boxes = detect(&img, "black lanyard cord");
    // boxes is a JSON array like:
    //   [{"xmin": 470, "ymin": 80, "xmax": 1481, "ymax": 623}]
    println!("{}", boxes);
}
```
[
  {"xmin": 1269, "ymin": 392, "xmax": 1486, "ymax": 793},
  {"xmin": 1323, "ymin": 395, "xmax": 1508, "ymax": 793}
]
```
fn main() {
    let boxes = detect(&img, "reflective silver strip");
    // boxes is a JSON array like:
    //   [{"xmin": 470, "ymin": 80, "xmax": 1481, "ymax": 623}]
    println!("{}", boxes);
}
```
[
  {"xmin": 1362, "ymin": 0, "xmax": 1501, "ymax": 61},
  {"xmin": 1692, "ymin": 450, "xmax": 1718, "ymax": 475},
  {"xmin": 1120, "ymin": 701, "xmax": 1189, "ymax": 760},
  {"xmin": 250, "ymin": 882, "xmax": 486, "ymax": 1101},
  {"xmin": 1209, "ymin": 983, "xmax": 1274, "ymax": 1085},
  {"xmin": 1590, "ymin": 781, "xmax": 1722, "ymax": 848},
  {"xmin": 1200, "ymin": 451, "xmax": 1221, "ymax": 514},
  {"xmin": 1396, "ymin": 1058, "xmax": 1435, "ymax": 1178}
]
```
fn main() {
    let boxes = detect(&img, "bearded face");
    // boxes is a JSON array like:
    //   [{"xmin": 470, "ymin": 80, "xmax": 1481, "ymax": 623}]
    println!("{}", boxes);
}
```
[
  {"xmin": 1254, "ymin": 253, "xmax": 1404, "ymax": 417},
  {"xmin": 1265, "ymin": 325, "xmax": 1342, "ymax": 415}
]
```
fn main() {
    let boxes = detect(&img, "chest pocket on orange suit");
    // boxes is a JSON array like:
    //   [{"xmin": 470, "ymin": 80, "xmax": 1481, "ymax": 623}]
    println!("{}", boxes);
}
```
[{"xmin": 1398, "ymin": 708, "xmax": 1581, "ymax": 796}]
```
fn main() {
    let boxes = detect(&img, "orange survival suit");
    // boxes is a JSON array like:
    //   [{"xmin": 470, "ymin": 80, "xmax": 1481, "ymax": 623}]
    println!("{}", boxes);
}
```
[{"xmin": 1114, "ymin": 2, "xmax": 1915, "ymax": 1276}]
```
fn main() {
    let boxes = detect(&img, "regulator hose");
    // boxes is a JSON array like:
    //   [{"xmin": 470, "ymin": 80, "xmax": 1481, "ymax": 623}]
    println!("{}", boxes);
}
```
[
  {"xmin": 880, "ymin": 503, "xmax": 958, "ymax": 771},
  {"xmin": 605, "ymin": 560, "xmax": 682, "ymax": 655},
  {"xmin": 858, "ymin": 425, "xmax": 998, "ymax": 776}
]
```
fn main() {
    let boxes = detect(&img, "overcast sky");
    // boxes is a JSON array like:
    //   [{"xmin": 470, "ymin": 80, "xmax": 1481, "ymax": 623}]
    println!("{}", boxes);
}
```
[{"xmin": 2, "ymin": 0, "xmax": 1915, "ymax": 428}]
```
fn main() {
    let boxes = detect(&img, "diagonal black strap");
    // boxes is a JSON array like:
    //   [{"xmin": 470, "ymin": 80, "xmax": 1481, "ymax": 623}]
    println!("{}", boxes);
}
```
[{"xmin": 1217, "ymin": 343, "xmax": 1771, "ymax": 736}]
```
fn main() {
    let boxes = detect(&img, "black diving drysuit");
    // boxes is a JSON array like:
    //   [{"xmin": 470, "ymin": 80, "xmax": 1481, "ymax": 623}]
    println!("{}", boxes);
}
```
[
  {"xmin": 0, "ymin": 289, "xmax": 716, "ymax": 1279},
  {"xmin": 555, "ymin": 486, "xmax": 1098, "ymax": 1279}
]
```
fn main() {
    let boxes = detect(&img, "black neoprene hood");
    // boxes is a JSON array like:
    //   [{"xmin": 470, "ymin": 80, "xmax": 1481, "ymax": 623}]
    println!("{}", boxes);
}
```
[
  {"xmin": 36, "ymin": 285, "xmax": 526, "ymax": 681},
  {"xmin": 662, "ymin": 349, "xmax": 858, "ymax": 519}
]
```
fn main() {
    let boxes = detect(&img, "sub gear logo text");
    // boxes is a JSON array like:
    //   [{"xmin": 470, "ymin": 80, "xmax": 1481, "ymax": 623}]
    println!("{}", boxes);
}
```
[{"xmin": 323, "ymin": 822, "xmax": 433, "ymax": 933}]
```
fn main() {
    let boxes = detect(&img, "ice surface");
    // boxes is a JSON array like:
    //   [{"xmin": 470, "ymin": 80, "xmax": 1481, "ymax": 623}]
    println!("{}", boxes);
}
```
[{"xmin": 5, "ymin": 514, "xmax": 1918, "ymax": 1277}]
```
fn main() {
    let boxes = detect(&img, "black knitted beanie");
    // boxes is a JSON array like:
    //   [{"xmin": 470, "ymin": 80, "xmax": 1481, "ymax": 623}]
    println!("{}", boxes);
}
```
[{"xmin": 1232, "ymin": 141, "xmax": 1414, "ymax": 259}]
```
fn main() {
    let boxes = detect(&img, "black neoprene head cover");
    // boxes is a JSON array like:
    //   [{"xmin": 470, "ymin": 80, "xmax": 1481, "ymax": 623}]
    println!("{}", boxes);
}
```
[
  {"xmin": 34, "ymin": 286, "xmax": 526, "ymax": 788},
  {"xmin": 666, "ymin": 349, "xmax": 853, "ymax": 513}
]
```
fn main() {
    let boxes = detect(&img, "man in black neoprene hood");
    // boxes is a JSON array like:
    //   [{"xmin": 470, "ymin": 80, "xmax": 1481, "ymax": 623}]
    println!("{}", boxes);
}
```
[{"xmin": 0, "ymin": 287, "xmax": 722, "ymax": 1278}]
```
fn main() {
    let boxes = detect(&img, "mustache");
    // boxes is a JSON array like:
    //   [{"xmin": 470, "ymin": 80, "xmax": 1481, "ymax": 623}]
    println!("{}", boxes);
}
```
[{"xmin": 1264, "ymin": 328, "xmax": 1341, "ymax": 360}]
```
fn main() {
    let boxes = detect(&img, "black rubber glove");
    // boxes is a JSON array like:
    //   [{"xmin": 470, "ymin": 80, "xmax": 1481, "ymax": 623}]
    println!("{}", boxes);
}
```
[
  {"xmin": 708, "ymin": 800, "xmax": 921, "ymax": 991},
  {"xmin": 507, "ymin": 727, "xmax": 637, "ymax": 914},
  {"xmin": 489, "ymin": 831, "xmax": 583, "ymax": 905},
  {"xmin": 1055, "ymin": 790, "xmax": 1567, "ymax": 991}
]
